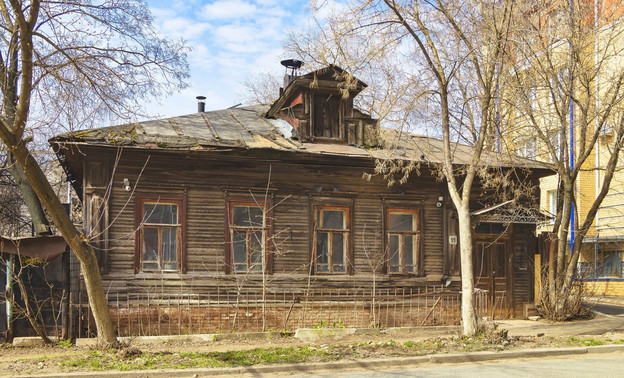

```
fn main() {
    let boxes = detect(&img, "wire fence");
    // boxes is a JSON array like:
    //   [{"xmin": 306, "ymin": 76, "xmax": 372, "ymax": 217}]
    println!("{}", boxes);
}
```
[{"xmin": 76, "ymin": 286, "xmax": 466, "ymax": 337}]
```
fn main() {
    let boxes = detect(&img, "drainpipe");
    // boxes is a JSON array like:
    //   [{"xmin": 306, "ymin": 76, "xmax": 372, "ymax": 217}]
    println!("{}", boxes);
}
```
[{"xmin": 496, "ymin": 62, "xmax": 501, "ymax": 153}]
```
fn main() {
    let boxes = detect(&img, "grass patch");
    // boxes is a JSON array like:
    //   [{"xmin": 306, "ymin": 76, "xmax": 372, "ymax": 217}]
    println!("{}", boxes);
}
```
[
  {"xmin": 56, "ymin": 340, "xmax": 73, "ymax": 348},
  {"xmin": 60, "ymin": 346, "xmax": 329, "ymax": 371},
  {"xmin": 566, "ymin": 336, "xmax": 605, "ymax": 347}
]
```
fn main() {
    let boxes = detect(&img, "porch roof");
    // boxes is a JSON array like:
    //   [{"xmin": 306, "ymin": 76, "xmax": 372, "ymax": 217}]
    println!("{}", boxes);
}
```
[{"xmin": 0, "ymin": 235, "xmax": 67, "ymax": 260}]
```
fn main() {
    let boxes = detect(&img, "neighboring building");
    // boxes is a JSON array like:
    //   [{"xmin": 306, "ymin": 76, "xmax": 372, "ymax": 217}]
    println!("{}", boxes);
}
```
[
  {"xmin": 50, "ymin": 66, "xmax": 551, "ymax": 336},
  {"xmin": 507, "ymin": 1, "xmax": 624, "ymax": 296},
  {"xmin": 0, "ymin": 154, "xmax": 75, "ymax": 341}
]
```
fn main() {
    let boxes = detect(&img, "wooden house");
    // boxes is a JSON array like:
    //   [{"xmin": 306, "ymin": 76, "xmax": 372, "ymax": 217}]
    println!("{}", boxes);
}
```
[{"xmin": 50, "ymin": 66, "xmax": 553, "ymax": 336}]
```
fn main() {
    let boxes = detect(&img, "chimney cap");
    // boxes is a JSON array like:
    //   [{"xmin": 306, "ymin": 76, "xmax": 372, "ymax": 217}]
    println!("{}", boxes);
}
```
[
  {"xmin": 196, "ymin": 96, "xmax": 206, "ymax": 113},
  {"xmin": 280, "ymin": 59, "xmax": 304, "ymax": 70}
]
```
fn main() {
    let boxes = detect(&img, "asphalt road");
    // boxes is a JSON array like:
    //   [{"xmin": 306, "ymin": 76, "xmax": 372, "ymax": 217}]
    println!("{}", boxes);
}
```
[{"xmin": 287, "ymin": 351, "xmax": 624, "ymax": 378}]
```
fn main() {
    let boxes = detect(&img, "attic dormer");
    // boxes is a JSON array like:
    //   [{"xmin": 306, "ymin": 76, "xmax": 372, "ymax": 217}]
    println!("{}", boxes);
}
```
[{"xmin": 266, "ymin": 65, "xmax": 379, "ymax": 147}]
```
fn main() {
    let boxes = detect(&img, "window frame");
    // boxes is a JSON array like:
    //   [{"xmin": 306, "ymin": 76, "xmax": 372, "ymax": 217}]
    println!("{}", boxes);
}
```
[
  {"xmin": 224, "ymin": 198, "xmax": 274, "ymax": 274},
  {"xmin": 134, "ymin": 194, "xmax": 187, "ymax": 274},
  {"xmin": 517, "ymin": 138, "xmax": 536, "ymax": 159},
  {"xmin": 548, "ymin": 131, "xmax": 561, "ymax": 163},
  {"xmin": 313, "ymin": 206, "xmax": 351, "ymax": 274},
  {"xmin": 547, "ymin": 189, "xmax": 557, "ymax": 223},
  {"xmin": 385, "ymin": 208, "xmax": 422, "ymax": 275}
]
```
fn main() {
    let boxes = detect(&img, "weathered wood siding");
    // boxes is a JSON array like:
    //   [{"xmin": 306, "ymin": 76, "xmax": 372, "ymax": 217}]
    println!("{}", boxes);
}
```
[
  {"xmin": 77, "ymin": 145, "xmax": 538, "ymax": 321},
  {"xmin": 81, "ymin": 147, "xmax": 450, "ymax": 294}
]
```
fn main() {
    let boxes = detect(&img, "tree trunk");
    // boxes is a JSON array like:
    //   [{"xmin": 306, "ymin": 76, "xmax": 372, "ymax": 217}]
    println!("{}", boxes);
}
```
[
  {"xmin": 457, "ymin": 206, "xmax": 477, "ymax": 335},
  {"xmin": 8, "ymin": 140, "xmax": 116, "ymax": 345}
]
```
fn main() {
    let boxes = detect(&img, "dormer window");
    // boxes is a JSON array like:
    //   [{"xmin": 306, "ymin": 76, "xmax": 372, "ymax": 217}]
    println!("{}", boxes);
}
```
[{"xmin": 266, "ymin": 65, "xmax": 379, "ymax": 147}]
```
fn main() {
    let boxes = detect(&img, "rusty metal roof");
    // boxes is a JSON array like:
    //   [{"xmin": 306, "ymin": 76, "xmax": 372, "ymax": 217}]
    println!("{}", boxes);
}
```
[{"xmin": 49, "ymin": 104, "xmax": 551, "ymax": 171}]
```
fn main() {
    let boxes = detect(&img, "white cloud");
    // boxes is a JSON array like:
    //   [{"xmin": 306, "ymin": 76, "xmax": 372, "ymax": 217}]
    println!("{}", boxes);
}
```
[
  {"xmin": 309, "ymin": 0, "xmax": 349, "ymax": 24},
  {"xmin": 188, "ymin": 43, "xmax": 212, "ymax": 66},
  {"xmin": 251, "ymin": 47, "xmax": 287, "ymax": 73},
  {"xmin": 200, "ymin": 0, "xmax": 258, "ymax": 20},
  {"xmin": 161, "ymin": 17, "xmax": 212, "ymax": 39},
  {"xmin": 137, "ymin": 0, "xmax": 311, "ymax": 119},
  {"xmin": 213, "ymin": 27, "xmax": 271, "ymax": 53},
  {"xmin": 254, "ymin": 0, "xmax": 281, "ymax": 6}
]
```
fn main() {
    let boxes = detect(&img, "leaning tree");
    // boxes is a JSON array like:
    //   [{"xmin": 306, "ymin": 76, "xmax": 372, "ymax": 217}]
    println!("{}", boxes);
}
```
[{"xmin": 0, "ymin": 0, "xmax": 188, "ymax": 344}]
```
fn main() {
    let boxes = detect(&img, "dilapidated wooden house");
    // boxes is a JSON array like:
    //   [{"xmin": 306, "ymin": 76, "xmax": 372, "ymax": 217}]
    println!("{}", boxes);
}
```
[{"xmin": 50, "ymin": 66, "xmax": 552, "ymax": 336}]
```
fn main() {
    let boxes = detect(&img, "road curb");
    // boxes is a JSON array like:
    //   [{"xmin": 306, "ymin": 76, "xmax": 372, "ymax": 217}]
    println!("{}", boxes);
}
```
[{"xmin": 15, "ymin": 344, "xmax": 624, "ymax": 377}]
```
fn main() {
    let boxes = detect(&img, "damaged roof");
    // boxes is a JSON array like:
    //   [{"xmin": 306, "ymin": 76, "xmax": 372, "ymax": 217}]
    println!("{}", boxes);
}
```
[{"xmin": 49, "ymin": 103, "xmax": 551, "ymax": 171}]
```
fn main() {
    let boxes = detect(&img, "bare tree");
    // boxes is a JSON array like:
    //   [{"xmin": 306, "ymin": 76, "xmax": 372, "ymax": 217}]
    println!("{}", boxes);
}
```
[
  {"xmin": 0, "ymin": 0, "xmax": 188, "ymax": 344},
  {"xmin": 504, "ymin": 0, "xmax": 624, "ymax": 319},
  {"xmin": 240, "ymin": 72, "xmax": 282, "ymax": 105},
  {"xmin": 288, "ymin": 0, "xmax": 517, "ymax": 335}
]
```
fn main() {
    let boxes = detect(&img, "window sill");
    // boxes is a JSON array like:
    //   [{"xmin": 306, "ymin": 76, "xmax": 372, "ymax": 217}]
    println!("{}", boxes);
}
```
[{"xmin": 135, "ymin": 271, "xmax": 184, "ymax": 278}]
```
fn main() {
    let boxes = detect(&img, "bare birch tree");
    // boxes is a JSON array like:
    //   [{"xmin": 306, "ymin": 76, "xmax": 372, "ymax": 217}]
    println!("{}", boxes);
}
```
[
  {"xmin": 0, "ymin": 0, "xmax": 188, "ymax": 344},
  {"xmin": 289, "ymin": 0, "xmax": 517, "ymax": 335},
  {"xmin": 504, "ymin": 0, "xmax": 624, "ymax": 319}
]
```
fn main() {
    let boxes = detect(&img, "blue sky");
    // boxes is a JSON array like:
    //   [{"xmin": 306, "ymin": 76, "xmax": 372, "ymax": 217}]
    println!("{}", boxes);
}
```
[{"xmin": 145, "ymin": 0, "xmax": 311, "ymax": 119}]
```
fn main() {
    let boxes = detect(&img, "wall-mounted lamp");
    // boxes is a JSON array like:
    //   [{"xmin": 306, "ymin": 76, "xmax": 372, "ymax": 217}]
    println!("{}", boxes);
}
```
[{"xmin": 123, "ymin": 178, "xmax": 131, "ymax": 192}]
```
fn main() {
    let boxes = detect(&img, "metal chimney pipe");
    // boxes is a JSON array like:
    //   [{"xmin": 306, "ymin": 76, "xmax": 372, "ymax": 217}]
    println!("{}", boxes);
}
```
[{"xmin": 196, "ymin": 96, "xmax": 206, "ymax": 113}]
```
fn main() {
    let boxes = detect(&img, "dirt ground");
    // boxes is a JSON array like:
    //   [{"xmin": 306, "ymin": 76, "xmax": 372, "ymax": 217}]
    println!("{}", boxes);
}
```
[{"xmin": 2, "ymin": 326, "xmax": 624, "ymax": 376}]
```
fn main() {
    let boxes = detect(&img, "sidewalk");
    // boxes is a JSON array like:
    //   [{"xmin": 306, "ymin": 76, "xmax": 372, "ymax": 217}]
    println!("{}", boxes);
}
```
[
  {"xmin": 498, "ymin": 307, "xmax": 624, "ymax": 337},
  {"xmin": 586, "ymin": 295, "xmax": 624, "ymax": 307}
]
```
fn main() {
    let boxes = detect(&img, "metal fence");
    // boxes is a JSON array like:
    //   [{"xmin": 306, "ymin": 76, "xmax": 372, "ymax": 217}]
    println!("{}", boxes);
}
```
[{"xmin": 76, "ymin": 286, "xmax": 463, "ymax": 337}]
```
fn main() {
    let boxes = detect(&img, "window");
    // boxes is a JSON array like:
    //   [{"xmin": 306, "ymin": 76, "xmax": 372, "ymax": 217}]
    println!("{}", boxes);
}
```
[
  {"xmin": 548, "ymin": 189, "xmax": 557, "ymax": 222},
  {"xmin": 386, "ymin": 209, "xmax": 420, "ymax": 273},
  {"xmin": 528, "ymin": 87, "xmax": 538, "ymax": 112},
  {"xmin": 581, "ymin": 251, "xmax": 624, "ymax": 279},
  {"xmin": 229, "ymin": 204, "xmax": 267, "ymax": 272},
  {"xmin": 135, "ymin": 195, "xmax": 186, "ymax": 273},
  {"xmin": 517, "ymin": 138, "xmax": 536, "ymax": 159},
  {"xmin": 224, "ymin": 191, "xmax": 275, "ymax": 274},
  {"xmin": 598, "ymin": 251, "xmax": 623, "ymax": 278},
  {"xmin": 314, "ymin": 207, "xmax": 349, "ymax": 273},
  {"xmin": 548, "ymin": 131, "xmax": 561, "ymax": 162}
]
